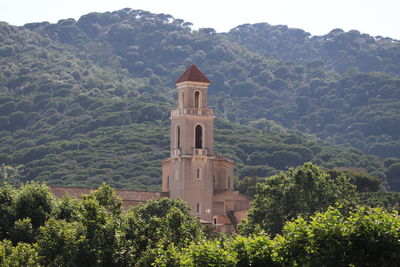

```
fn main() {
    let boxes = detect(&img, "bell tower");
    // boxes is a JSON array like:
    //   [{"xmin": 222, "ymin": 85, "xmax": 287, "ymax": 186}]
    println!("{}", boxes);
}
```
[
  {"xmin": 162, "ymin": 65, "xmax": 215, "ymax": 222},
  {"xmin": 162, "ymin": 65, "xmax": 251, "ymax": 230},
  {"xmin": 172, "ymin": 65, "xmax": 214, "ymax": 157}
]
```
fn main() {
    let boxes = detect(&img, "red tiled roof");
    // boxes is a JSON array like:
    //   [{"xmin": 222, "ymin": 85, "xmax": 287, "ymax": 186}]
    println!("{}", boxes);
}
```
[
  {"xmin": 214, "ymin": 153, "xmax": 235, "ymax": 165},
  {"xmin": 176, "ymin": 64, "xmax": 211, "ymax": 84},
  {"xmin": 50, "ymin": 186, "xmax": 92, "ymax": 198},
  {"xmin": 49, "ymin": 186, "xmax": 168, "ymax": 209}
]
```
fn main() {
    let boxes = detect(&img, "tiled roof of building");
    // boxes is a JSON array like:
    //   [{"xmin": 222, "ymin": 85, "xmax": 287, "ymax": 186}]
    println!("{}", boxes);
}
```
[
  {"xmin": 50, "ymin": 186, "xmax": 168, "ymax": 209},
  {"xmin": 176, "ymin": 64, "xmax": 211, "ymax": 84},
  {"xmin": 214, "ymin": 154, "xmax": 235, "ymax": 165}
]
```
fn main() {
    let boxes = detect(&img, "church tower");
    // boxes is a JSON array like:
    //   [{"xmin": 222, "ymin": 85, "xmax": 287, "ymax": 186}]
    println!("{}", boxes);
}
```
[
  {"xmin": 162, "ymin": 65, "xmax": 250, "ymax": 226},
  {"xmin": 162, "ymin": 65, "xmax": 215, "ymax": 222}
]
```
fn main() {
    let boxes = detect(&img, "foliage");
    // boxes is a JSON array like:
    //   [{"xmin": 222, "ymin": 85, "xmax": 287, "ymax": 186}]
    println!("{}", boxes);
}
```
[
  {"xmin": 10, "ymin": 218, "xmax": 34, "ymax": 244},
  {"xmin": 53, "ymin": 195, "xmax": 81, "ymax": 222},
  {"xmin": 0, "ymin": 184, "xmax": 15, "ymax": 240},
  {"xmin": 227, "ymin": 235, "xmax": 277, "ymax": 267},
  {"xmin": 36, "ymin": 218, "xmax": 83, "ymax": 267},
  {"xmin": 14, "ymin": 182, "xmax": 53, "ymax": 229},
  {"xmin": 153, "ymin": 206, "xmax": 400, "ymax": 266},
  {"xmin": 89, "ymin": 183, "xmax": 122, "ymax": 215},
  {"xmin": 239, "ymin": 163, "xmax": 358, "ymax": 235},
  {"xmin": 183, "ymin": 239, "xmax": 237, "ymax": 266},
  {"xmin": 123, "ymin": 197, "xmax": 203, "ymax": 264},
  {"xmin": 235, "ymin": 176, "xmax": 260, "ymax": 197},
  {"xmin": 77, "ymin": 196, "xmax": 121, "ymax": 266},
  {"xmin": 0, "ymin": 240, "xmax": 40, "ymax": 267},
  {"xmin": 229, "ymin": 23, "xmax": 400, "ymax": 75},
  {"xmin": 275, "ymin": 206, "xmax": 400, "ymax": 266},
  {"xmin": 0, "ymin": 182, "xmax": 400, "ymax": 266},
  {"xmin": 0, "ymin": 9, "xmax": 397, "ymax": 190},
  {"xmin": 387, "ymin": 162, "xmax": 400, "ymax": 190},
  {"xmin": 359, "ymin": 191, "xmax": 400, "ymax": 210},
  {"xmin": 327, "ymin": 168, "xmax": 381, "ymax": 192}
]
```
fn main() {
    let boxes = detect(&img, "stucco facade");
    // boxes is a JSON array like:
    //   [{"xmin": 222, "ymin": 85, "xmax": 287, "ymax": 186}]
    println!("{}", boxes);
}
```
[{"xmin": 162, "ymin": 65, "xmax": 251, "ymax": 227}]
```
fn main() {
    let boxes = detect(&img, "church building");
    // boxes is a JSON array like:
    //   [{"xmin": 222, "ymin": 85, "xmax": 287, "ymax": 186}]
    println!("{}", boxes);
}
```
[
  {"xmin": 161, "ymin": 65, "xmax": 251, "ymax": 230},
  {"xmin": 50, "ymin": 65, "xmax": 251, "ymax": 232}
]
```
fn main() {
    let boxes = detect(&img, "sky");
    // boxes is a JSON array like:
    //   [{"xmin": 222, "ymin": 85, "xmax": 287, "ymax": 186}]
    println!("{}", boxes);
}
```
[{"xmin": 0, "ymin": 0, "xmax": 399, "ymax": 39}]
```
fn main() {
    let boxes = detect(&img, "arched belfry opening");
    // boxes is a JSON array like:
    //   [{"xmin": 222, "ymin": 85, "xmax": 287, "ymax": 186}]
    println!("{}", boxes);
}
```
[
  {"xmin": 195, "ymin": 125, "xmax": 203, "ymax": 149},
  {"xmin": 176, "ymin": 125, "xmax": 181, "ymax": 149},
  {"xmin": 194, "ymin": 91, "xmax": 201, "ymax": 108}
]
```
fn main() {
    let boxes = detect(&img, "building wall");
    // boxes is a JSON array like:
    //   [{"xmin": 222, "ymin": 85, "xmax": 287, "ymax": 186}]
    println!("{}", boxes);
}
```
[
  {"xmin": 162, "ymin": 68, "xmax": 251, "ymax": 225},
  {"xmin": 212, "ymin": 159, "xmax": 235, "ymax": 191},
  {"xmin": 161, "ymin": 160, "xmax": 170, "ymax": 192},
  {"xmin": 168, "ymin": 156, "xmax": 214, "ymax": 222},
  {"xmin": 177, "ymin": 81, "xmax": 209, "ymax": 109},
  {"xmin": 170, "ymin": 115, "xmax": 214, "ymax": 156}
]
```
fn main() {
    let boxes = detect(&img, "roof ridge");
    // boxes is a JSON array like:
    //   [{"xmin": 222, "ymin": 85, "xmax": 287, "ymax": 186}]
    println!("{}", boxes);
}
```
[
  {"xmin": 176, "ymin": 64, "xmax": 211, "ymax": 84},
  {"xmin": 49, "ymin": 186, "xmax": 160, "ymax": 193}
]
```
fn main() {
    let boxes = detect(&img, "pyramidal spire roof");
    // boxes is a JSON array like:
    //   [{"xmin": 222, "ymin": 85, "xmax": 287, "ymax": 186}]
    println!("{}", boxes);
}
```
[{"xmin": 175, "ymin": 64, "xmax": 211, "ymax": 84}]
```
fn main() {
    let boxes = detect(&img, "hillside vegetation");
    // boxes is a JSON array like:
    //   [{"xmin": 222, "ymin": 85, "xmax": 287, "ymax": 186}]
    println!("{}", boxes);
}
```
[
  {"xmin": 228, "ymin": 23, "xmax": 400, "ymax": 74},
  {"xmin": 0, "ymin": 8, "xmax": 399, "ymax": 190}
]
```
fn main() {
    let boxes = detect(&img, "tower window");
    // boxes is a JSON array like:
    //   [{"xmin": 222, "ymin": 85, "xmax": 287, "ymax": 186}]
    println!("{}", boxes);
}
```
[
  {"xmin": 213, "ymin": 174, "xmax": 216, "ymax": 188},
  {"xmin": 228, "ymin": 176, "xmax": 231, "ymax": 189},
  {"xmin": 194, "ymin": 91, "xmax": 201, "ymax": 108},
  {"xmin": 196, "ymin": 202, "xmax": 200, "ymax": 214},
  {"xmin": 196, "ymin": 168, "xmax": 201, "ymax": 180},
  {"xmin": 176, "ymin": 125, "xmax": 181, "ymax": 149},
  {"xmin": 167, "ymin": 176, "xmax": 170, "ymax": 189},
  {"xmin": 195, "ymin": 125, "xmax": 203, "ymax": 149}
]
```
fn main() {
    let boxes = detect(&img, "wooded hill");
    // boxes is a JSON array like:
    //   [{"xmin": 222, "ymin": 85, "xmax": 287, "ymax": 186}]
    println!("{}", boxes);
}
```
[{"xmin": 0, "ymin": 8, "xmax": 399, "ymax": 190}]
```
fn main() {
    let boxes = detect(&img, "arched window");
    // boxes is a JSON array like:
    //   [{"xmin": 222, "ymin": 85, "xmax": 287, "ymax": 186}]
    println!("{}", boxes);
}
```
[
  {"xmin": 195, "ymin": 125, "xmax": 203, "ymax": 149},
  {"xmin": 167, "ymin": 176, "xmax": 170, "ymax": 189},
  {"xmin": 228, "ymin": 176, "xmax": 231, "ymax": 189},
  {"xmin": 176, "ymin": 125, "xmax": 181, "ymax": 149},
  {"xmin": 196, "ymin": 168, "xmax": 201, "ymax": 179},
  {"xmin": 179, "ymin": 91, "xmax": 184, "ymax": 108},
  {"xmin": 194, "ymin": 91, "xmax": 201, "ymax": 108}
]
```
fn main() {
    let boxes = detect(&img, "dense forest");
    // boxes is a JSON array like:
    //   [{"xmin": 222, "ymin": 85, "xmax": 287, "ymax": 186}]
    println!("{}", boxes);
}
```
[{"xmin": 0, "ymin": 8, "xmax": 399, "ymax": 191}]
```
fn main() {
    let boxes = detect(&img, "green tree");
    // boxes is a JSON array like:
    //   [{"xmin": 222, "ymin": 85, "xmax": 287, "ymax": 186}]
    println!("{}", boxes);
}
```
[
  {"xmin": 239, "ymin": 163, "xmax": 358, "ymax": 235},
  {"xmin": 78, "ymin": 196, "xmax": 122, "ymax": 266},
  {"xmin": 185, "ymin": 239, "xmax": 237, "ymax": 266},
  {"xmin": 152, "ymin": 235, "xmax": 278, "ymax": 266},
  {"xmin": 235, "ymin": 176, "xmax": 260, "ymax": 197},
  {"xmin": 0, "ymin": 240, "xmax": 40, "ymax": 267},
  {"xmin": 151, "ymin": 243, "xmax": 184, "ymax": 266},
  {"xmin": 123, "ymin": 198, "xmax": 203, "ymax": 263},
  {"xmin": 327, "ymin": 169, "xmax": 381, "ymax": 192},
  {"xmin": 228, "ymin": 235, "xmax": 277, "ymax": 267},
  {"xmin": 15, "ymin": 182, "xmax": 54, "ymax": 229},
  {"xmin": 359, "ymin": 191, "xmax": 400, "ymax": 210},
  {"xmin": 275, "ymin": 206, "xmax": 400, "ymax": 266},
  {"xmin": 388, "ymin": 162, "xmax": 400, "ymax": 191},
  {"xmin": 53, "ymin": 195, "xmax": 81, "ymax": 222},
  {"xmin": 10, "ymin": 218, "xmax": 34, "ymax": 244},
  {"xmin": 0, "ymin": 184, "xmax": 15, "ymax": 240},
  {"xmin": 89, "ymin": 183, "xmax": 122, "ymax": 215},
  {"xmin": 36, "ymin": 218, "xmax": 84, "ymax": 267}
]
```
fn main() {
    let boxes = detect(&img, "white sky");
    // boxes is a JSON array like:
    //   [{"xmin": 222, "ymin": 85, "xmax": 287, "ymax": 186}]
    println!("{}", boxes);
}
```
[{"xmin": 0, "ymin": 0, "xmax": 399, "ymax": 39}]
